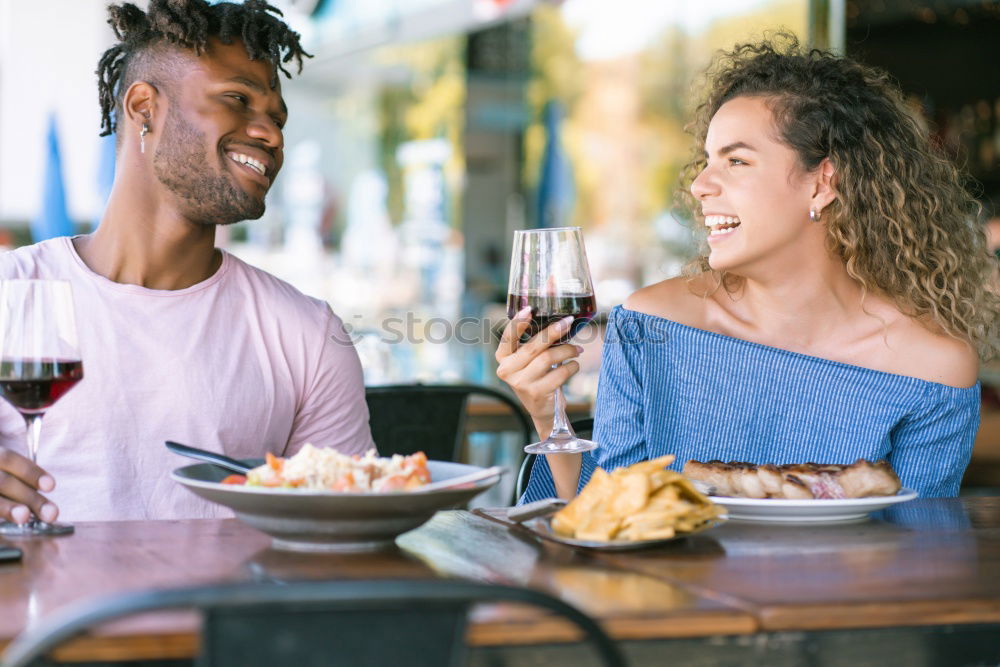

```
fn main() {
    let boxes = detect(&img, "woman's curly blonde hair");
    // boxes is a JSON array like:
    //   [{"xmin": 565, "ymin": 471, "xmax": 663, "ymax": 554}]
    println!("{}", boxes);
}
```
[{"xmin": 678, "ymin": 34, "xmax": 999, "ymax": 361}]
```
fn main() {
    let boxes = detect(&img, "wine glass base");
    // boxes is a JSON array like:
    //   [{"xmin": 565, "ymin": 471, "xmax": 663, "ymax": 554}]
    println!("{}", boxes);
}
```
[
  {"xmin": 524, "ymin": 437, "xmax": 597, "ymax": 455},
  {"xmin": 0, "ymin": 520, "xmax": 74, "ymax": 537}
]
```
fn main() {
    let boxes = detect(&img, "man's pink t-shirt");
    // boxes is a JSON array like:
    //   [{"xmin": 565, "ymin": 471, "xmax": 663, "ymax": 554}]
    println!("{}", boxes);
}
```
[{"xmin": 0, "ymin": 237, "xmax": 374, "ymax": 520}]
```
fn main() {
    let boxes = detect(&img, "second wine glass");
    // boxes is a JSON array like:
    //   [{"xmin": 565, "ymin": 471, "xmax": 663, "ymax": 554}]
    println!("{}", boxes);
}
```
[{"xmin": 507, "ymin": 227, "xmax": 597, "ymax": 455}]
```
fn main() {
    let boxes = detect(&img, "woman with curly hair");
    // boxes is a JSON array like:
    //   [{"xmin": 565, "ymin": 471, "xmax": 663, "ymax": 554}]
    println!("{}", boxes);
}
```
[{"xmin": 499, "ymin": 35, "xmax": 999, "ymax": 501}]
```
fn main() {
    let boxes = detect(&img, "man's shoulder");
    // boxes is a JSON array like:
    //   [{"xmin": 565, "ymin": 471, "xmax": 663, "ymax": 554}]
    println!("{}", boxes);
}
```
[
  {"xmin": 0, "ymin": 237, "xmax": 73, "ymax": 278},
  {"xmin": 223, "ymin": 252, "xmax": 335, "ymax": 326}
]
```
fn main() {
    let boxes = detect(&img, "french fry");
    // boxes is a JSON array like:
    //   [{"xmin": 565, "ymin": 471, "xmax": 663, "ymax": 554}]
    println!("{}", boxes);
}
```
[
  {"xmin": 671, "ymin": 475, "xmax": 710, "ymax": 503},
  {"xmin": 624, "ymin": 455, "xmax": 676, "ymax": 477},
  {"xmin": 552, "ymin": 467, "xmax": 613, "ymax": 536},
  {"xmin": 576, "ymin": 499, "xmax": 621, "ymax": 541},
  {"xmin": 551, "ymin": 454, "xmax": 721, "ymax": 543},
  {"xmin": 610, "ymin": 472, "xmax": 650, "ymax": 516},
  {"xmin": 635, "ymin": 526, "xmax": 678, "ymax": 540},
  {"xmin": 646, "ymin": 486, "xmax": 682, "ymax": 508},
  {"xmin": 648, "ymin": 469, "xmax": 681, "ymax": 493},
  {"xmin": 621, "ymin": 511, "xmax": 665, "ymax": 528}
]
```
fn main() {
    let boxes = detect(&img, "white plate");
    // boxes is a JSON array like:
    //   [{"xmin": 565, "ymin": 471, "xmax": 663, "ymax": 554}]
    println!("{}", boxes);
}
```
[
  {"xmin": 173, "ymin": 460, "xmax": 501, "ymax": 552},
  {"xmin": 709, "ymin": 488, "xmax": 918, "ymax": 524}
]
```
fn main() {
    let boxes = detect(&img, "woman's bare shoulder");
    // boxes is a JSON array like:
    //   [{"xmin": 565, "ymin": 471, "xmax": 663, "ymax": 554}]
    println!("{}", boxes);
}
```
[
  {"xmin": 883, "ymin": 317, "xmax": 979, "ymax": 389},
  {"xmin": 622, "ymin": 274, "xmax": 716, "ymax": 328}
]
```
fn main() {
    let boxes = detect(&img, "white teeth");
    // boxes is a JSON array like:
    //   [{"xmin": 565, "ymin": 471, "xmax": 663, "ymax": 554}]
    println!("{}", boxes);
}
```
[
  {"xmin": 227, "ymin": 152, "xmax": 266, "ymax": 177},
  {"xmin": 704, "ymin": 215, "xmax": 741, "ymax": 228}
]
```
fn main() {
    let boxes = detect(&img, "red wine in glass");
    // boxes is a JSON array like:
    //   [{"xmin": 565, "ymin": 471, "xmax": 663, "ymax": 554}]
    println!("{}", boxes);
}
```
[
  {"xmin": 0, "ymin": 280, "xmax": 82, "ymax": 537},
  {"xmin": 506, "ymin": 293, "xmax": 597, "ymax": 344},
  {"xmin": 0, "ymin": 359, "xmax": 84, "ymax": 415}
]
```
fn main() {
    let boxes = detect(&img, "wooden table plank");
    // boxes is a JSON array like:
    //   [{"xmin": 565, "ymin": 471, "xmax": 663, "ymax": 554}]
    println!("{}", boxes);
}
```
[
  {"xmin": 0, "ymin": 511, "xmax": 755, "ymax": 662},
  {"xmin": 590, "ymin": 497, "xmax": 1000, "ymax": 632},
  {"xmin": 4, "ymin": 499, "xmax": 996, "ymax": 663},
  {"xmin": 397, "ymin": 511, "xmax": 757, "ymax": 640},
  {"xmin": 465, "ymin": 399, "xmax": 589, "ymax": 418}
]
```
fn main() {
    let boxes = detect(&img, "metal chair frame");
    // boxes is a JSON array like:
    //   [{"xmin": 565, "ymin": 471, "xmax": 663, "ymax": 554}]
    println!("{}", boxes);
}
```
[{"xmin": 2, "ymin": 579, "xmax": 625, "ymax": 667}]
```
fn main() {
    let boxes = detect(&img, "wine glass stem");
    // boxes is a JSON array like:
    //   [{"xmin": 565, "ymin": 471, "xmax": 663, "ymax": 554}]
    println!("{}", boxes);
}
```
[
  {"xmin": 548, "ymin": 365, "xmax": 575, "ymax": 439},
  {"xmin": 20, "ymin": 415, "xmax": 45, "ymax": 529},
  {"xmin": 24, "ymin": 414, "xmax": 42, "ymax": 464}
]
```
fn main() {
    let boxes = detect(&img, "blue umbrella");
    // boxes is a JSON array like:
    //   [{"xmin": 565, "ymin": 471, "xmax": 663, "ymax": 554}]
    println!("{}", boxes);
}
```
[
  {"xmin": 535, "ymin": 100, "xmax": 575, "ymax": 228},
  {"xmin": 31, "ymin": 114, "xmax": 76, "ymax": 242}
]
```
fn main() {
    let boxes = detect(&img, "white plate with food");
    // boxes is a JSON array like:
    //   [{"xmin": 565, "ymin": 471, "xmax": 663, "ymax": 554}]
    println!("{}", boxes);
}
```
[
  {"xmin": 683, "ymin": 458, "xmax": 917, "ymax": 523},
  {"xmin": 172, "ymin": 446, "xmax": 502, "ymax": 552},
  {"xmin": 706, "ymin": 489, "xmax": 918, "ymax": 523},
  {"xmin": 510, "ymin": 509, "xmax": 726, "ymax": 551},
  {"xmin": 503, "ymin": 455, "xmax": 727, "ymax": 550}
]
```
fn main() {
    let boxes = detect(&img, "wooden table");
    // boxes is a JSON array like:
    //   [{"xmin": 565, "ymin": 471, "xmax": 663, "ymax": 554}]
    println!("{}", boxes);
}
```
[
  {"xmin": 464, "ymin": 397, "xmax": 591, "ymax": 433},
  {"xmin": 1, "ymin": 498, "xmax": 998, "ymax": 665}
]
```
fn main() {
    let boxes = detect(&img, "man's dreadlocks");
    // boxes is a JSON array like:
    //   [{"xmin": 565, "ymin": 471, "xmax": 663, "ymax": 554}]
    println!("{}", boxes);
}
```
[{"xmin": 96, "ymin": 0, "xmax": 311, "ymax": 137}]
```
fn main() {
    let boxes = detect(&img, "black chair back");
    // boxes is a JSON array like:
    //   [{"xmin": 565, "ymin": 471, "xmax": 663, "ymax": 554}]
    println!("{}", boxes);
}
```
[
  {"xmin": 515, "ymin": 418, "xmax": 594, "ymax": 501},
  {"xmin": 2, "ymin": 579, "xmax": 625, "ymax": 667},
  {"xmin": 365, "ymin": 384, "xmax": 532, "ymax": 462}
]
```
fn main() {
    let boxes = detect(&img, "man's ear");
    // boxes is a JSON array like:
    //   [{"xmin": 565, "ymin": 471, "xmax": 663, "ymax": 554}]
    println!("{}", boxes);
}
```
[
  {"xmin": 810, "ymin": 157, "xmax": 837, "ymax": 213},
  {"xmin": 123, "ymin": 80, "xmax": 159, "ymax": 132}
]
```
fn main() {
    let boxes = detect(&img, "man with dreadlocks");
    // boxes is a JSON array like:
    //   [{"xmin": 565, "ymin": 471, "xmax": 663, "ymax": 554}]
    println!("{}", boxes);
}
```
[{"xmin": 0, "ymin": 0, "xmax": 374, "ymax": 525}]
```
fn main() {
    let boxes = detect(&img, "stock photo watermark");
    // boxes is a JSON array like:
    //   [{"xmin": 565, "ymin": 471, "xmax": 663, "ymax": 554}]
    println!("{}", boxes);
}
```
[{"xmin": 329, "ymin": 312, "xmax": 669, "ymax": 347}]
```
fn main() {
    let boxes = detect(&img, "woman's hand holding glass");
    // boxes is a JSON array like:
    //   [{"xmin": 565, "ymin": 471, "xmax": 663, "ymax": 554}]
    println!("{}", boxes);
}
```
[
  {"xmin": 501, "ymin": 227, "xmax": 597, "ymax": 455},
  {"xmin": 496, "ymin": 310, "xmax": 584, "ymax": 438}
]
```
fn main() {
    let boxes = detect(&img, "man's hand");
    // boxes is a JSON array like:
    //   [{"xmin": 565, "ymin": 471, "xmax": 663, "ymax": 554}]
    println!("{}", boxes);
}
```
[{"xmin": 0, "ymin": 448, "xmax": 58, "ymax": 524}]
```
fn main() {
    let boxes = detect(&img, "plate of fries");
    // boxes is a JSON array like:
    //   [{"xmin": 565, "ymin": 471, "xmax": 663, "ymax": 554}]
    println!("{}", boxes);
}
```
[{"xmin": 512, "ymin": 455, "xmax": 726, "ymax": 551}]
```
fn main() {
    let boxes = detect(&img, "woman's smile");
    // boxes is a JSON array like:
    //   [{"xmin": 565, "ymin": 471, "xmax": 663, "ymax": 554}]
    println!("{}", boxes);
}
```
[{"xmin": 705, "ymin": 214, "xmax": 742, "ymax": 242}]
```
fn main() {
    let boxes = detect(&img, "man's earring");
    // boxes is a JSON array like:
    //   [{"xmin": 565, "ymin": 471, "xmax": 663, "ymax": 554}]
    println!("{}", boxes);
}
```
[
  {"xmin": 809, "ymin": 207, "xmax": 821, "ymax": 222},
  {"xmin": 140, "ymin": 122, "xmax": 149, "ymax": 154}
]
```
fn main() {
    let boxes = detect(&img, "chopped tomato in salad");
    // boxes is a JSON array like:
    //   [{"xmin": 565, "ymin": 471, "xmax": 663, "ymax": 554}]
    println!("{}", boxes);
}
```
[{"xmin": 240, "ymin": 445, "xmax": 431, "ymax": 492}]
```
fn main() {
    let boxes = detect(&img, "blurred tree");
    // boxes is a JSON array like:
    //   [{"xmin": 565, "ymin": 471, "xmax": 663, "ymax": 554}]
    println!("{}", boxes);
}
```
[{"xmin": 375, "ymin": 38, "xmax": 467, "ymax": 229}]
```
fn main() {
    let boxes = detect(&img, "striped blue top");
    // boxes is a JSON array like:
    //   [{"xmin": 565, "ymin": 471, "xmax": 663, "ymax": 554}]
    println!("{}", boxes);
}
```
[{"xmin": 522, "ymin": 306, "xmax": 981, "ymax": 502}]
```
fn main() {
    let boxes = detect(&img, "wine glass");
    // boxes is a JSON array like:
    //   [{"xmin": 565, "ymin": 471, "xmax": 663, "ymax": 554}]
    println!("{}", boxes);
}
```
[
  {"xmin": 506, "ymin": 227, "xmax": 597, "ymax": 454},
  {"xmin": 0, "ymin": 280, "xmax": 83, "ymax": 536}
]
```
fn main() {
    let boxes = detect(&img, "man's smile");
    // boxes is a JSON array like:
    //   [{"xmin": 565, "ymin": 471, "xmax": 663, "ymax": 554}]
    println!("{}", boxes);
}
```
[
  {"xmin": 224, "ymin": 147, "xmax": 276, "ymax": 188},
  {"xmin": 226, "ymin": 151, "xmax": 266, "ymax": 177}
]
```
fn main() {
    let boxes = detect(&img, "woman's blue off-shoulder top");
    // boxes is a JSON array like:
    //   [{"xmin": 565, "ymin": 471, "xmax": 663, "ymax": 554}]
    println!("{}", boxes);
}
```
[{"xmin": 522, "ymin": 306, "xmax": 981, "ymax": 502}]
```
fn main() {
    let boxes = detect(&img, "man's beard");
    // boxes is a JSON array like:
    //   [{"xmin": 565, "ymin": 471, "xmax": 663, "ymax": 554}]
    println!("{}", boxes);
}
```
[{"xmin": 153, "ymin": 111, "xmax": 266, "ymax": 225}]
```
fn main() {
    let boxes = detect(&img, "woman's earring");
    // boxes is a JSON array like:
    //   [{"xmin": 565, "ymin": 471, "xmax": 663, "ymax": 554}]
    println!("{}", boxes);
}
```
[
  {"xmin": 809, "ymin": 207, "xmax": 821, "ymax": 222},
  {"xmin": 140, "ymin": 122, "xmax": 149, "ymax": 154}
]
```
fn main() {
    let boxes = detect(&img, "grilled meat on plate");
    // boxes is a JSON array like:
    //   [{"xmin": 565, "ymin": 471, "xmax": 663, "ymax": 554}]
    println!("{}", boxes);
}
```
[{"xmin": 682, "ymin": 459, "xmax": 901, "ymax": 499}]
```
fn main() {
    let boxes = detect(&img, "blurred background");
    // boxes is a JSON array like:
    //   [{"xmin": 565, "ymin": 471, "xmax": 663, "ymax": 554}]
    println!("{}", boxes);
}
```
[{"xmin": 1, "ymin": 0, "xmax": 998, "ymax": 495}]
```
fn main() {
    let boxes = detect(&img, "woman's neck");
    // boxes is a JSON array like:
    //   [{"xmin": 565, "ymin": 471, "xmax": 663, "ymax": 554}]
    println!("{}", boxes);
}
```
[{"xmin": 725, "ymin": 257, "xmax": 875, "ymax": 348}]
